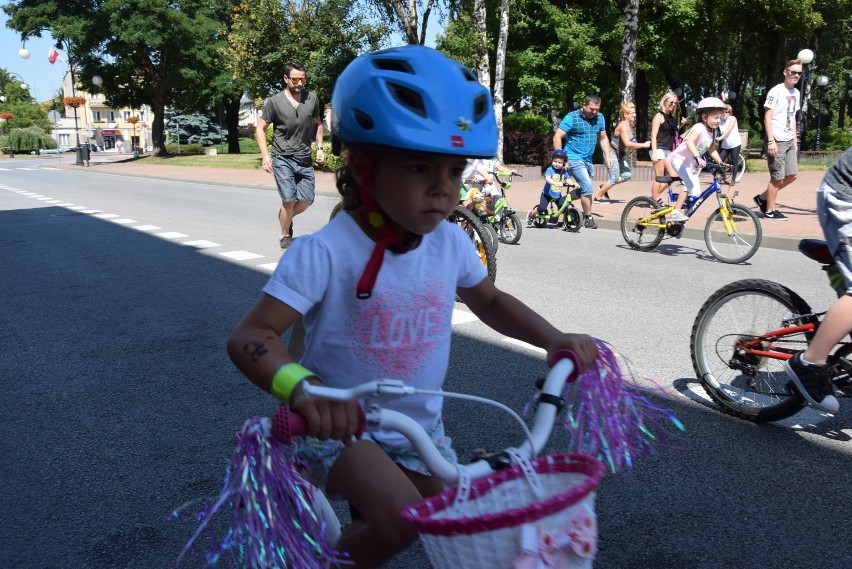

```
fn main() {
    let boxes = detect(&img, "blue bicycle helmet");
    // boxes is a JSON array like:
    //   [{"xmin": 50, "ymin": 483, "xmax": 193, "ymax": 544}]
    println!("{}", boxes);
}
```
[
  {"xmin": 551, "ymin": 149, "xmax": 568, "ymax": 160},
  {"xmin": 331, "ymin": 46, "xmax": 498, "ymax": 158}
]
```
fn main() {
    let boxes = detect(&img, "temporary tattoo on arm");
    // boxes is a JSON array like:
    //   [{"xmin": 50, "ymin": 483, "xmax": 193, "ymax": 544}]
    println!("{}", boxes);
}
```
[{"xmin": 244, "ymin": 340, "xmax": 269, "ymax": 362}]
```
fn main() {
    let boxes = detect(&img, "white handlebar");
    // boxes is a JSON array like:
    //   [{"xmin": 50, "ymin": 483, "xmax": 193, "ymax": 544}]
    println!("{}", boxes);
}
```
[{"xmin": 280, "ymin": 355, "xmax": 578, "ymax": 484}]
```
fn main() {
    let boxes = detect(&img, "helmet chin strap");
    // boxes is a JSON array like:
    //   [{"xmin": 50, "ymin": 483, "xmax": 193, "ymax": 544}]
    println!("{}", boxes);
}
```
[{"xmin": 354, "ymin": 155, "xmax": 421, "ymax": 299}]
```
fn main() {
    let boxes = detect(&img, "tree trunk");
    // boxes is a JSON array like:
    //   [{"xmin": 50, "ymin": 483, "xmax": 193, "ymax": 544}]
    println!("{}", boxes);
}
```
[
  {"xmin": 493, "ymin": 0, "xmax": 509, "ymax": 162},
  {"xmin": 635, "ymin": 69, "xmax": 650, "ymax": 143},
  {"xmin": 620, "ymin": 0, "xmax": 639, "ymax": 105},
  {"xmin": 225, "ymin": 97, "xmax": 241, "ymax": 154},
  {"xmin": 473, "ymin": 0, "xmax": 489, "ymax": 86},
  {"xmin": 151, "ymin": 84, "xmax": 168, "ymax": 156}
]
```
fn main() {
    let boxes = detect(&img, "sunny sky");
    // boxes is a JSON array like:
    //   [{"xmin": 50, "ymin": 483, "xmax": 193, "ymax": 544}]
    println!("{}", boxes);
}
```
[{"xmin": 0, "ymin": 13, "xmax": 70, "ymax": 103}]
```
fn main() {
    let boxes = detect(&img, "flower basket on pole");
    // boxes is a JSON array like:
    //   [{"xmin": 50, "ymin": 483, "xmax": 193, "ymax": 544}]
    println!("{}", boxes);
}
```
[
  {"xmin": 63, "ymin": 96, "xmax": 86, "ymax": 108},
  {"xmin": 0, "ymin": 113, "xmax": 13, "ymax": 121}
]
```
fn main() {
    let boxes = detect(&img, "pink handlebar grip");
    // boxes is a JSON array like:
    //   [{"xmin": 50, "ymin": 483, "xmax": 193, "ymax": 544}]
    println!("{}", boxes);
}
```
[
  {"xmin": 271, "ymin": 404, "xmax": 366, "ymax": 444},
  {"xmin": 547, "ymin": 349, "xmax": 582, "ymax": 383}
]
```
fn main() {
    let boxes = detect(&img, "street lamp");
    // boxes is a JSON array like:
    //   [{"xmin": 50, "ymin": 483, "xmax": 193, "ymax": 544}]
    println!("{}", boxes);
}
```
[
  {"xmin": 0, "ymin": 71, "xmax": 30, "ymax": 158},
  {"xmin": 815, "ymin": 75, "xmax": 830, "ymax": 151},
  {"xmin": 797, "ymin": 48, "xmax": 815, "ymax": 153},
  {"xmin": 20, "ymin": 35, "xmax": 85, "ymax": 165}
]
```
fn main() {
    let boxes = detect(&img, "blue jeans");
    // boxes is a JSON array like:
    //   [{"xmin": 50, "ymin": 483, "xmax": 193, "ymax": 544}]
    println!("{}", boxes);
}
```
[
  {"xmin": 272, "ymin": 154, "xmax": 316, "ymax": 204},
  {"xmin": 568, "ymin": 159, "xmax": 595, "ymax": 196},
  {"xmin": 607, "ymin": 150, "xmax": 632, "ymax": 185}
]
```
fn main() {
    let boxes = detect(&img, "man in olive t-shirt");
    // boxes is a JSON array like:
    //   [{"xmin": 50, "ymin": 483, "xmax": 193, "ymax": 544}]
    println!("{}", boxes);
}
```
[{"xmin": 256, "ymin": 61, "xmax": 325, "ymax": 249}]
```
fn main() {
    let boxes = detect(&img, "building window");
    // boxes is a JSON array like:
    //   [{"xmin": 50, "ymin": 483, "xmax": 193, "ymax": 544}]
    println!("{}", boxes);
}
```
[
  {"xmin": 107, "ymin": 111, "xmax": 115, "ymax": 121},
  {"xmin": 59, "ymin": 134, "xmax": 71, "ymax": 146},
  {"xmin": 123, "ymin": 111, "xmax": 131, "ymax": 121},
  {"xmin": 137, "ymin": 111, "xmax": 145, "ymax": 122},
  {"xmin": 92, "ymin": 111, "xmax": 101, "ymax": 121}
]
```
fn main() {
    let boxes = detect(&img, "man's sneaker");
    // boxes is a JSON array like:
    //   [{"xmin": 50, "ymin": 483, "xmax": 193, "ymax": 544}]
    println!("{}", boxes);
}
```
[
  {"xmin": 279, "ymin": 235, "xmax": 293, "ymax": 249},
  {"xmin": 752, "ymin": 194, "xmax": 767, "ymax": 214},
  {"xmin": 593, "ymin": 198, "xmax": 609, "ymax": 205},
  {"xmin": 784, "ymin": 353, "xmax": 840, "ymax": 414},
  {"xmin": 669, "ymin": 210, "xmax": 688, "ymax": 222},
  {"xmin": 584, "ymin": 215, "xmax": 598, "ymax": 229},
  {"xmin": 764, "ymin": 209, "xmax": 788, "ymax": 220}
]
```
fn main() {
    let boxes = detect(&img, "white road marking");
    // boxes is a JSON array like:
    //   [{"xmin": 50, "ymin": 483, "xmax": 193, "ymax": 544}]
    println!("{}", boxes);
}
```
[
  {"xmin": 93, "ymin": 213, "xmax": 119, "ymax": 219},
  {"xmin": 183, "ymin": 240, "xmax": 221, "ymax": 249},
  {"xmin": 258, "ymin": 262, "xmax": 280, "ymax": 271},
  {"xmin": 155, "ymin": 231, "xmax": 189, "ymax": 239},
  {"xmin": 110, "ymin": 218, "xmax": 138, "ymax": 224},
  {"xmin": 219, "ymin": 250, "xmax": 264, "ymax": 261},
  {"xmin": 133, "ymin": 225, "xmax": 161, "ymax": 231}
]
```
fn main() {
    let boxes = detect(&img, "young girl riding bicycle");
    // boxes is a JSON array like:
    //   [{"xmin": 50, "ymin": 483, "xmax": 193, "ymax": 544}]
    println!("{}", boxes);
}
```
[
  {"xmin": 227, "ymin": 46, "xmax": 598, "ymax": 569},
  {"xmin": 664, "ymin": 97, "xmax": 726, "ymax": 221}
]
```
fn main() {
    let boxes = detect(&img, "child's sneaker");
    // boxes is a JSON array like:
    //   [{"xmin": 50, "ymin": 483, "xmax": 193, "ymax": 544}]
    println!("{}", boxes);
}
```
[
  {"xmin": 784, "ymin": 353, "xmax": 839, "ymax": 414},
  {"xmin": 669, "ymin": 210, "xmax": 688, "ymax": 222},
  {"xmin": 526, "ymin": 210, "xmax": 535, "ymax": 227}
]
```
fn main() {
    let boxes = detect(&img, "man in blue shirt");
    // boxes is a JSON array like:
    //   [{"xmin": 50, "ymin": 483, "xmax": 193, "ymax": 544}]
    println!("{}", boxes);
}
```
[{"xmin": 553, "ymin": 95, "xmax": 612, "ymax": 229}]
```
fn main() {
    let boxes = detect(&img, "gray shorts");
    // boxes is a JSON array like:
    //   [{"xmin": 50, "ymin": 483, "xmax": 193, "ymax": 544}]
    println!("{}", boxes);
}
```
[
  {"xmin": 293, "ymin": 419, "xmax": 457, "ymax": 498},
  {"xmin": 817, "ymin": 181, "xmax": 852, "ymax": 295},
  {"xmin": 272, "ymin": 154, "xmax": 316, "ymax": 204},
  {"xmin": 767, "ymin": 139, "xmax": 798, "ymax": 180}
]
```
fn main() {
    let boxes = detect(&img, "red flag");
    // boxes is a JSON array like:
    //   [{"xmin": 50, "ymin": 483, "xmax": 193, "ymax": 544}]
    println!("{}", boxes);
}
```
[{"xmin": 48, "ymin": 48, "xmax": 59, "ymax": 64}]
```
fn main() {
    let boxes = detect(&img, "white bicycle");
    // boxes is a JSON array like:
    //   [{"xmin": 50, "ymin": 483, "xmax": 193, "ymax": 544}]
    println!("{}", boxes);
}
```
[{"xmin": 175, "ymin": 348, "xmax": 681, "ymax": 568}]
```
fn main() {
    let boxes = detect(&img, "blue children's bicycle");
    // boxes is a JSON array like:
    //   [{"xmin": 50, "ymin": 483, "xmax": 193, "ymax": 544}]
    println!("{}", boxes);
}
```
[{"xmin": 619, "ymin": 163, "xmax": 762, "ymax": 264}]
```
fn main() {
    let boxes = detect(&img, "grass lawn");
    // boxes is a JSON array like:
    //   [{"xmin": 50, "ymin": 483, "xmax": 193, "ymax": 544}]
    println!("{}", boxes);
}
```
[{"xmin": 140, "ymin": 152, "xmax": 264, "ymax": 170}]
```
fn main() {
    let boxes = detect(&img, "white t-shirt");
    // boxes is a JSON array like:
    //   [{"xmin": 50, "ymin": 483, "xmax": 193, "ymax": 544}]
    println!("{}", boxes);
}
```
[
  {"xmin": 263, "ymin": 212, "xmax": 487, "ymax": 446},
  {"xmin": 718, "ymin": 117, "xmax": 742, "ymax": 149},
  {"xmin": 764, "ymin": 83, "xmax": 800, "ymax": 142},
  {"xmin": 670, "ymin": 124, "xmax": 715, "ymax": 196}
]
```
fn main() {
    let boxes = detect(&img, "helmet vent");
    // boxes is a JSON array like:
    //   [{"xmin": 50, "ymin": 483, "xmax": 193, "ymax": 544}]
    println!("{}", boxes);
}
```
[
  {"xmin": 461, "ymin": 67, "xmax": 477, "ymax": 82},
  {"xmin": 372, "ymin": 58, "xmax": 415, "ymax": 75},
  {"xmin": 386, "ymin": 82, "xmax": 427, "ymax": 118},
  {"xmin": 354, "ymin": 110, "xmax": 375, "ymax": 130},
  {"xmin": 472, "ymin": 93, "xmax": 489, "ymax": 122}
]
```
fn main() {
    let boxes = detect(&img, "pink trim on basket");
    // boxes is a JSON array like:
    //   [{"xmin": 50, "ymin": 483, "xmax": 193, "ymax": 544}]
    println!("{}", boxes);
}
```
[{"xmin": 401, "ymin": 453, "xmax": 604, "ymax": 537}]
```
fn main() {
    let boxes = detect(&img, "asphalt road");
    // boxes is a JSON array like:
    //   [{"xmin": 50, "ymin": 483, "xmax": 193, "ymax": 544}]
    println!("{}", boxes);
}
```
[{"xmin": 1, "ymin": 162, "xmax": 850, "ymax": 568}]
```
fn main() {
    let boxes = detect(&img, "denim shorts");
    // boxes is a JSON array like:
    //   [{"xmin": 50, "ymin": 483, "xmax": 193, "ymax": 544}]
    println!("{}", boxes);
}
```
[
  {"xmin": 272, "ymin": 154, "xmax": 316, "ymax": 204},
  {"xmin": 568, "ymin": 159, "xmax": 595, "ymax": 196},
  {"xmin": 817, "ymin": 181, "xmax": 852, "ymax": 294},
  {"xmin": 293, "ymin": 419, "xmax": 457, "ymax": 498},
  {"xmin": 607, "ymin": 150, "xmax": 632, "ymax": 185}
]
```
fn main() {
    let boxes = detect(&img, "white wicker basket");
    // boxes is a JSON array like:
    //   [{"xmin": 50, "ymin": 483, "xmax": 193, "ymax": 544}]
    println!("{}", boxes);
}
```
[{"xmin": 401, "ymin": 453, "xmax": 604, "ymax": 569}]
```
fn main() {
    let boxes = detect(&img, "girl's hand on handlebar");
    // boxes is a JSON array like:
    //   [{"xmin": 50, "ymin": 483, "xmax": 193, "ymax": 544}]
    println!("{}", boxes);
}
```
[
  {"xmin": 547, "ymin": 333, "xmax": 598, "ymax": 372},
  {"xmin": 290, "ymin": 378, "xmax": 361, "ymax": 444}
]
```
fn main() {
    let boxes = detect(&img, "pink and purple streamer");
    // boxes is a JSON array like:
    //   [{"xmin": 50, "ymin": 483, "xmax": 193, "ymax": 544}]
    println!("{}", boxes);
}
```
[
  {"xmin": 167, "ymin": 417, "xmax": 346, "ymax": 568},
  {"xmin": 549, "ymin": 340, "xmax": 685, "ymax": 473}
]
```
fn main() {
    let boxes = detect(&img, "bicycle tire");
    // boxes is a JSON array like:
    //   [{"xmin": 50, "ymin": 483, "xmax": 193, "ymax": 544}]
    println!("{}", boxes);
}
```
[
  {"xmin": 704, "ymin": 203, "xmax": 762, "ymax": 264},
  {"xmin": 563, "ymin": 207, "xmax": 582, "ymax": 232},
  {"xmin": 448, "ymin": 205, "xmax": 497, "ymax": 282},
  {"xmin": 690, "ymin": 279, "xmax": 814, "ymax": 422},
  {"xmin": 498, "ymin": 213, "xmax": 523, "ymax": 244},
  {"xmin": 483, "ymin": 220, "xmax": 500, "ymax": 252},
  {"xmin": 620, "ymin": 196, "xmax": 665, "ymax": 251},
  {"xmin": 735, "ymin": 153, "xmax": 746, "ymax": 183}
]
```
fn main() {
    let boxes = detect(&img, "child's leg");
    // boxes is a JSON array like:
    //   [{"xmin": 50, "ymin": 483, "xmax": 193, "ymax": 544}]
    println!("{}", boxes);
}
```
[
  {"xmin": 802, "ymin": 294, "xmax": 852, "ymax": 365},
  {"xmin": 328, "ymin": 440, "xmax": 440, "ymax": 568}
]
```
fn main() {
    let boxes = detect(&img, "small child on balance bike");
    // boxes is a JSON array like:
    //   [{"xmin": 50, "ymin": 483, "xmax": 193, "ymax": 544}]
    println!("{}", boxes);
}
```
[{"xmin": 527, "ymin": 149, "xmax": 578, "ymax": 229}]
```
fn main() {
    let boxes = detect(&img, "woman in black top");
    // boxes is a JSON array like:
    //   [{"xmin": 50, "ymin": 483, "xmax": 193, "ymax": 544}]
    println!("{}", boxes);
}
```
[{"xmin": 649, "ymin": 92, "xmax": 686, "ymax": 201}]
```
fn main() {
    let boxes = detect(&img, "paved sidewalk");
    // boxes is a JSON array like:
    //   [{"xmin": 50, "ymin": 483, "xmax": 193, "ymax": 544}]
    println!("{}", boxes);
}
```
[{"xmin": 53, "ymin": 155, "xmax": 826, "ymax": 250}]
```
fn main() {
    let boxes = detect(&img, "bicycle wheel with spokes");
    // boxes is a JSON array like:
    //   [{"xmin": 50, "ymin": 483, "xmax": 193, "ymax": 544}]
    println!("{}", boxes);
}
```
[
  {"xmin": 704, "ymin": 203, "xmax": 762, "ymax": 264},
  {"xmin": 735, "ymin": 153, "xmax": 746, "ymax": 183},
  {"xmin": 620, "ymin": 196, "xmax": 665, "ymax": 251},
  {"xmin": 498, "ymin": 213, "xmax": 523, "ymax": 244},
  {"xmin": 563, "ymin": 207, "xmax": 582, "ymax": 232},
  {"xmin": 448, "ymin": 205, "xmax": 497, "ymax": 282},
  {"xmin": 690, "ymin": 279, "xmax": 814, "ymax": 422}
]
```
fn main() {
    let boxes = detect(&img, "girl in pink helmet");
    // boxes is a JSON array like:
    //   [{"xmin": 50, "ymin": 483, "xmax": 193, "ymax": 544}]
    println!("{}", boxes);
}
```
[{"xmin": 666, "ymin": 97, "xmax": 726, "ymax": 221}]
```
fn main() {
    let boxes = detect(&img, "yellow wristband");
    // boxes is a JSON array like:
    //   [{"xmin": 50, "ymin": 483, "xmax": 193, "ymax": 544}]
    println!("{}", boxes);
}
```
[{"xmin": 271, "ymin": 363, "xmax": 317, "ymax": 403}]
